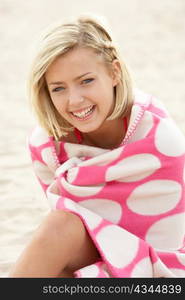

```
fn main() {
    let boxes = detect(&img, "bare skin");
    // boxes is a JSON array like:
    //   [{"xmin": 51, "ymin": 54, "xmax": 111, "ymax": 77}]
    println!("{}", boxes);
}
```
[{"xmin": 9, "ymin": 210, "xmax": 100, "ymax": 277}]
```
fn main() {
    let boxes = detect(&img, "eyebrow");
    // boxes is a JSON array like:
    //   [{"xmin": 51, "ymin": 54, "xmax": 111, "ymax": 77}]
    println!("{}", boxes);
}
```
[{"xmin": 48, "ymin": 72, "xmax": 93, "ymax": 85}]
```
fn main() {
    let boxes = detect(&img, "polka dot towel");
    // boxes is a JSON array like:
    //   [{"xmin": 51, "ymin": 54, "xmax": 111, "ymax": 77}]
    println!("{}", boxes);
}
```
[{"xmin": 28, "ymin": 89, "xmax": 185, "ymax": 277}]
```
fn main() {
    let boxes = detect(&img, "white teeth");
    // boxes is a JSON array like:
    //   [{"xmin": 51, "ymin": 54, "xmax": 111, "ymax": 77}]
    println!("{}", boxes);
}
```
[{"xmin": 72, "ymin": 105, "xmax": 94, "ymax": 118}]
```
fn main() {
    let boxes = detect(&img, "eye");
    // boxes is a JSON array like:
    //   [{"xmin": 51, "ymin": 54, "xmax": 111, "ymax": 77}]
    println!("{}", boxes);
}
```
[
  {"xmin": 82, "ymin": 78, "xmax": 94, "ymax": 85},
  {"xmin": 52, "ymin": 86, "xmax": 65, "ymax": 92}
]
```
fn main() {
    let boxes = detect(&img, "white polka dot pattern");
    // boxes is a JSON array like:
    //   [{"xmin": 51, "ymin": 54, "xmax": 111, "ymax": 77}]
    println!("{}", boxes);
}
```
[
  {"xmin": 41, "ymin": 147, "xmax": 57, "ymax": 171},
  {"xmin": 146, "ymin": 213, "xmax": 185, "ymax": 250},
  {"xmin": 127, "ymin": 180, "xmax": 182, "ymax": 215},
  {"xmin": 29, "ymin": 127, "xmax": 49, "ymax": 147},
  {"xmin": 79, "ymin": 199, "xmax": 122, "ymax": 224},
  {"xmin": 106, "ymin": 154, "xmax": 161, "ymax": 182},
  {"xmin": 33, "ymin": 160, "xmax": 54, "ymax": 185},
  {"xmin": 153, "ymin": 260, "xmax": 174, "ymax": 277},
  {"xmin": 155, "ymin": 119, "xmax": 185, "ymax": 156},
  {"xmin": 79, "ymin": 265, "xmax": 99, "ymax": 278},
  {"xmin": 169, "ymin": 268, "xmax": 185, "ymax": 277},
  {"xmin": 80, "ymin": 147, "xmax": 123, "ymax": 167},
  {"xmin": 60, "ymin": 177, "xmax": 104, "ymax": 197},
  {"xmin": 96, "ymin": 225, "xmax": 139, "ymax": 268},
  {"xmin": 131, "ymin": 257, "xmax": 153, "ymax": 277}
]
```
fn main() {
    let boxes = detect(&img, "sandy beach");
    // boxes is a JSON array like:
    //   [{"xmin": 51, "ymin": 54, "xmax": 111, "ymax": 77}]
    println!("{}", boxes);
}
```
[{"xmin": 0, "ymin": 0, "xmax": 185, "ymax": 277}]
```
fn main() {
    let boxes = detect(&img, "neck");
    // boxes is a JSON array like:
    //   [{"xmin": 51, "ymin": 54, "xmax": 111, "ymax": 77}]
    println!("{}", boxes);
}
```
[{"xmin": 81, "ymin": 118, "xmax": 127, "ymax": 149}]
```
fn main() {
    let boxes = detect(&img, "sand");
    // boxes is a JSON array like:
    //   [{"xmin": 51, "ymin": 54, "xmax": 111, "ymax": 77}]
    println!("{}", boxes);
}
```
[{"xmin": 0, "ymin": 0, "xmax": 185, "ymax": 277}]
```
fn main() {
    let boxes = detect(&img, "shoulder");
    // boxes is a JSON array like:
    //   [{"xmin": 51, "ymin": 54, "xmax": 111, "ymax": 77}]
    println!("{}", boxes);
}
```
[
  {"xmin": 28, "ymin": 126, "xmax": 60, "ymax": 171},
  {"xmin": 132, "ymin": 89, "xmax": 185, "ymax": 150},
  {"xmin": 133, "ymin": 88, "xmax": 170, "ymax": 118},
  {"xmin": 28, "ymin": 126, "xmax": 51, "ymax": 148},
  {"xmin": 133, "ymin": 88, "xmax": 152, "ymax": 106},
  {"xmin": 28, "ymin": 126, "xmax": 51, "ymax": 163}
]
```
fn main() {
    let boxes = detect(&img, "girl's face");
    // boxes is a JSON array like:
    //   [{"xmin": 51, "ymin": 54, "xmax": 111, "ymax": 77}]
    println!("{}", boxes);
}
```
[{"xmin": 45, "ymin": 47, "xmax": 119, "ymax": 134}]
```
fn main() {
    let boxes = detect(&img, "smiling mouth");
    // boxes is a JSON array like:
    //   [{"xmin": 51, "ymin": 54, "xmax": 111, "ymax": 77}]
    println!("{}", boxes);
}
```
[{"xmin": 70, "ymin": 105, "xmax": 95, "ymax": 120}]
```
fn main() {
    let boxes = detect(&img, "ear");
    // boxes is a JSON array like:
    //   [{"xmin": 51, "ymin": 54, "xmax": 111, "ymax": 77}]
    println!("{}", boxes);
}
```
[{"xmin": 111, "ymin": 59, "xmax": 121, "ymax": 87}]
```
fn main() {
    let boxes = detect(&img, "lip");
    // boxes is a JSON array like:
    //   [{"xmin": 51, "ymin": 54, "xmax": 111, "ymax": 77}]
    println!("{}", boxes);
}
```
[
  {"xmin": 70, "ymin": 105, "xmax": 96, "ymax": 121},
  {"xmin": 70, "ymin": 105, "xmax": 93, "ymax": 114}
]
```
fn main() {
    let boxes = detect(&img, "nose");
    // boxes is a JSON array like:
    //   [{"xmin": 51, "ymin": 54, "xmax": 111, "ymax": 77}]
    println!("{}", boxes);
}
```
[{"xmin": 68, "ymin": 88, "xmax": 83, "ymax": 108}]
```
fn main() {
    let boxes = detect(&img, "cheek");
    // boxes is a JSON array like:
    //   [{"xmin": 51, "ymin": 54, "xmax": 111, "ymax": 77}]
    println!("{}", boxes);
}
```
[
  {"xmin": 51, "ymin": 96, "xmax": 65, "ymax": 112},
  {"xmin": 101, "ymin": 86, "xmax": 115, "ymax": 105},
  {"xmin": 92, "ymin": 82, "xmax": 114, "ymax": 102}
]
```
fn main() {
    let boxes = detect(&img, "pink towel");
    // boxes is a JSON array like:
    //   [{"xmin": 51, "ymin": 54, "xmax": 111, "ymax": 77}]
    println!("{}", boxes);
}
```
[{"xmin": 28, "ymin": 89, "xmax": 185, "ymax": 277}]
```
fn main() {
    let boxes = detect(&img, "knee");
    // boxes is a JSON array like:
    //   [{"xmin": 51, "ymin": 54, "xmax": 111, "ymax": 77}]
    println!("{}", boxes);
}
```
[
  {"xmin": 41, "ymin": 210, "xmax": 70, "ymax": 232},
  {"xmin": 35, "ymin": 210, "xmax": 83, "ymax": 244}
]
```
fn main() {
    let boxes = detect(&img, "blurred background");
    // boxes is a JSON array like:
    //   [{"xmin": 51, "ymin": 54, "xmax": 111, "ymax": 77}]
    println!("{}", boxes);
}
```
[{"xmin": 0, "ymin": 0, "xmax": 185, "ymax": 277}]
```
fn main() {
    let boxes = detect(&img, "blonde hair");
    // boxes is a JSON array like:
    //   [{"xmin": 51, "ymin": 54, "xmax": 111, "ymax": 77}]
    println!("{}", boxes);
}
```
[{"xmin": 28, "ymin": 14, "xmax": 133, "ymax": 140}]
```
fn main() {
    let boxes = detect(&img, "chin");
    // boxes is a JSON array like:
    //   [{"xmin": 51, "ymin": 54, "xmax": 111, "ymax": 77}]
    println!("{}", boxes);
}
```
[
  {"xmin": 74, "ymin": 116, "xmax": 106, "ymax": 133},
  {"xmin": 78, "ymin": 127, "xmax": 96, "ymax": 134}
]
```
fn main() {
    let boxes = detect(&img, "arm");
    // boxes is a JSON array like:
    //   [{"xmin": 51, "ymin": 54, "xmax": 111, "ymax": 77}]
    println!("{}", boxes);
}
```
[{"xmin": 28, "ymin": 126, "xmax": 57, "ymax": 195}]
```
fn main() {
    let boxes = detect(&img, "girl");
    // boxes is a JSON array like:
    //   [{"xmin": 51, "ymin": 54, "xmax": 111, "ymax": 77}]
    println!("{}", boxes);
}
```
[{"xmin": 9, "ymin": 15, "xmax": 185, "ymax": 278}]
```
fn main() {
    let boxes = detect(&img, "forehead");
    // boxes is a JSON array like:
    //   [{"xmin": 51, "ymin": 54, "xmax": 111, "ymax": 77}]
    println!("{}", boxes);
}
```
[{"xmin": 46, "ymin": 47, "xmax": 107, "ymax": 79}]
